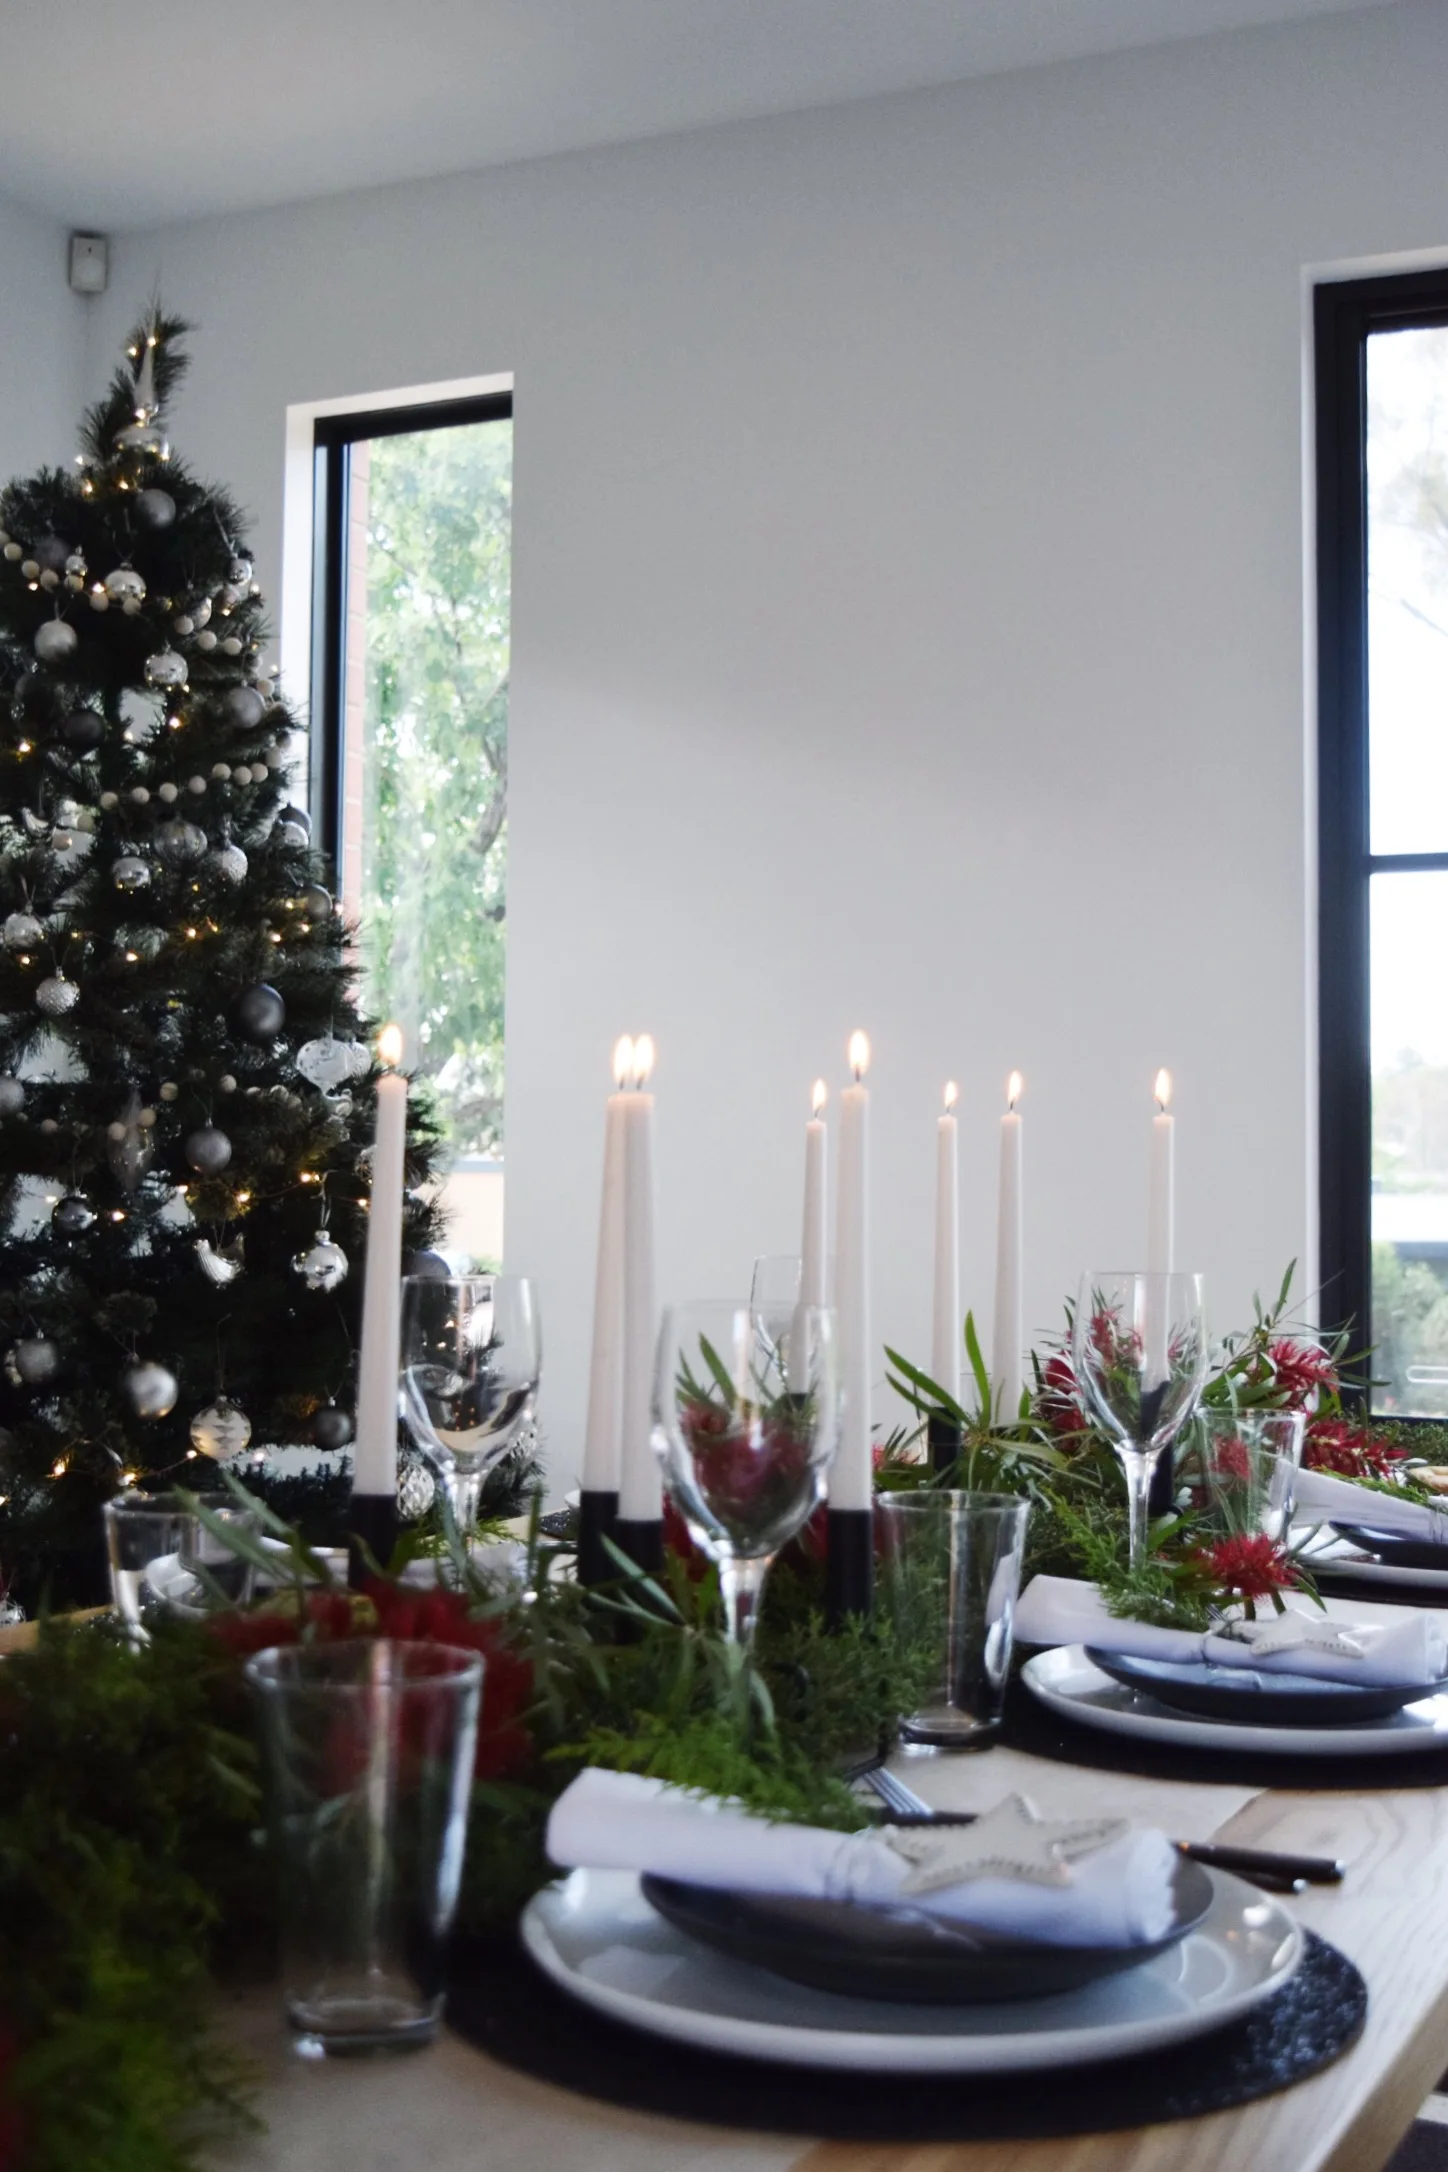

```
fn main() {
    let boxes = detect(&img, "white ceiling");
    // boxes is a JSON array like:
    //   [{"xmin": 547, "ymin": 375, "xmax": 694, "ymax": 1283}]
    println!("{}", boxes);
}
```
[{"xmin": 0, "ymin": 0, "xmax": 1405, "ymax": 231}]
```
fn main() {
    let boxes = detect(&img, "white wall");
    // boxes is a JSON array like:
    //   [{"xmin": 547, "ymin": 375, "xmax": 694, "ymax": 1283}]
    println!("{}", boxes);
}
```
[
  {"xmin": 63, "ymin": 1, "xmax": 1448, "ymax": 1478},
  {"xmin": 0, "ymin": 196, "xmax": 86, "ymax": 483}
]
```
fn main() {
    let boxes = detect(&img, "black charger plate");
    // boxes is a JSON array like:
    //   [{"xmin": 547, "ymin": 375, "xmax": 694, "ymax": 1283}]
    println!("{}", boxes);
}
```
[
  {"xmin": 1085, "ymin": 1645, "xmax": 1446, "ymax": 1725},
  {"xmin": 639, "ymin": 1854, "xmax": 1213, "ymax": 2005},
  {"xmin": 1332, "ymin": 1521, "xmax": 1448, "ymax": 1572}
]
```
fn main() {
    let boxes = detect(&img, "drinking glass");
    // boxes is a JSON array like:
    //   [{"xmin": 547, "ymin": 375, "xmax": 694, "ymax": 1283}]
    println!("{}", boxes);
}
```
[
  {"xmin": 1073, "ymin": 1271, "xmax": 1208, "ymax": 1567},
  {"xmin": 246, "ymin": 1640, "xmax": 482, "ymax": 2053},
  {"xmin": 653, "ymin": 1301, "xmax": 839, "ymax": 1648},
  {"xmin": 401, "ymin": 1275, "xmax": 540, "ymax": 1534},
  {"xmin": 103, "ymin": 1489, "xmax": 257, "ymax": 1637},
  {"xmin": 1196, "ymin": 1407, "xmax": 1305, "ymax": 1543},
  {"xmin": 878, "ymin": 1492, "xmax": 1032, "ymax": 1746}
]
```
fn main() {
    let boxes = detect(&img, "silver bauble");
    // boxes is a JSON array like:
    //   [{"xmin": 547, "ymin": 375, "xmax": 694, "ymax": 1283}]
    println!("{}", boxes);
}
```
[
  {"xmin": 277, "ymin": 822, "xmax": 308, "ymax": 849},
  {"xmin": 184, "ymin": 1125, "xmax": 233, "ymax": 1174},
  {"xmin": 153, "ymin": 818, "xmax": 206, "ymax": 865},
  {"xmin": 114, "ymin": 421, "xmax": 169, "ymax": 459},
  {"xmin": 144, "ymin": 649, "xmax": 187, "ymax": 689},
  {"xmin": 61, "ymin": 708, "xmax": 104, "ymax": 749},
  {"xmin": 228, "ymin": 557, "xmax": 254, "ymax": 584},
  {"xmin": 206, "ymin": 842, "xmax": 248, "ymax": 885},
  {"xmin": 279, "ymin": 803, "xmax": 312, "ymax": 839},
  {"xmin": 311, "ymin": 1403, "xmax": 353, "ymax": 1451},
  {"xmin": 189, "ymin": 1396, "xmax": 252, "ymax": 1461},
  {"xmin": 295, "ymin": 1035, "xmax": 368, "ymax": 1090},
  {"xmin": 397, "ymin": 1456, "xmax": 436, "ymax": 1522},
  {"xmin": 8, "ymin": 1337, "xmax": 58, "ymax": 1386},
  {"xmin": 52, "ymin": 1192, "xmax": 95, "ymax": 1235},
  {"xmin": 134, "ymin": 488, "xmax": 176, "ymax": 529},
  {"xmin": 64, "ymin": 553, "xmax": 87, "ymax": 578},
  {"xmin": 104, "ymin": 566, "xmax": 146, "ymax": 604},
  {"xmin": 122, "ymin": 1358, "xmax": 179, "ymax": 1421},
  {"xmin": 33, "ymin": 619, "xmax": 78, "ymax": 663},
  {"xmin": 222, "ymin": 686, "xmax": 265, "ymax": 731},
  {"xmin": 35, "ymin": 975, "xmax": 78, "ymax": 1016},
  {"xmin": 112, "ymin": 855, "xmax": 152, "ymax": 892},
  {"xmin": 236, "ymin": 982, "xmax": 285, "ymax": 1040},
  {"xmin": 291, "ymin": 1228, "xmax": 349, "ymax": 1293},
  {"xmin": 34, "ymin": 536, "xmax": 70, "ymax": 575},
  {"xmin": 194, "ymin": 1235, "xmax": 243, "ymax": 1286},
  {"xmin": 3, "ymin": 911, "xmax": 42, "ymax": 950},
  {"xmin": 300, "ymin": 883, "xmax": 333, "ymax": 922},
  {"xmin": 0, "ymin": 1076, "xmax": 23, "ymax": 1115}
]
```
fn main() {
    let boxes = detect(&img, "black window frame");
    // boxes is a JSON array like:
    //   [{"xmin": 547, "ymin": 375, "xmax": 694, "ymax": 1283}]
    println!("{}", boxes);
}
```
[
  {"xmin": 309, "ymin": 389, "xmax": 514, "ymax": 866},
  {"xmin": 1316, "ymin": 266, "xmax": 1448, "ymax": 1409}
]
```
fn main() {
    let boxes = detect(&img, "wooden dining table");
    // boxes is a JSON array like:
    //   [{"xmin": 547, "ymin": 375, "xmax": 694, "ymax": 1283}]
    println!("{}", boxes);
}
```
[{"xmin": 211, "ymin": 1737, "xmax": 1448, "ymax": 2172}]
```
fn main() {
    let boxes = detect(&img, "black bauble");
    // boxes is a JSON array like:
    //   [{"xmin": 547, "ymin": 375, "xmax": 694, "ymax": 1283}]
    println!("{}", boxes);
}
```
[
  {"xmin": 300, "ymin": 882, "xmax": 333, "ymax": 922},
  {"xmin": 405, "ymin": 1249, "xmax": 452, "ymax": 1281},
  {"xmin": 52, "ymin": 1192, "xmax": 96, "ymax": 1235},
  {"xmin": 222, "ymin": 686, "xmax": 265, "ymax": 731},
  {"xmin": 311, "ymin": 1404, "xmax": 354, "ymax": 1452},
  {"xmin": 235, "ymin": 982, "xmax": 286, "ymax": 1040},
  {"xmin": 184, "ymin": 1125, "xmax": 233, "ymax": 1174},
  {"xmin": 60, "ymin": 708, "xmax": 104, "ymax": 749},
  {"xmin": 134, "ymin": 488, "xmax": 177, "ymax": 530},
  {"xmin": 34, "ymin": 535, "xmax": 70, "ymax": 575}
]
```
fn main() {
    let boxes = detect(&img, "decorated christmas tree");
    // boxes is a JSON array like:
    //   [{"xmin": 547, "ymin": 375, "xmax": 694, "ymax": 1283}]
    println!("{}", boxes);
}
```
[{"xmin": 0, "ymin": 311, "xmax": 442, "ymax": 1606}]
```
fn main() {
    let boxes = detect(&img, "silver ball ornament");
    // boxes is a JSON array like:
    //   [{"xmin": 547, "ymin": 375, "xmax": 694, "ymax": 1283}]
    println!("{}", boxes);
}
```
[
  {"xmin": 4, "ymin": 911, "xmax": 42, "ymax": 950},
  {"xmin": 121, "ymin": 1359, "xmax": 179, "ymax": 1421},
  {"xmin": 9, "ymin": 1337, "xmax": 58, "ymax": 1386},
  {"xmin": 0, "ymin": 1077, "xmax": 23, "ymax": 1115},
  {"xmin": 206, "ymin": 842, "xmax": 248, "ymax": 885},
  {"xmin": 397, "ymin": 1457, "xmax": 436, "ymax": 1522},
  {"xmin": 184, "ymin": 1125, "xmax": 233, "ymax": 1174},
  {"xmin": 300, "ymin": 882, "xmax": 333, "ymax": 922},
  {"xmin": 189, "ymin": 1396, "xmax": 252, "ymax": 1461},
  {"xmin": 52, "ymin": 1192, "xmax": 96, "ymax": 1235},
  {"xmin": 153, "ymin": 818, "xmax": 206, "ymax": 865},
  {"xmin": 291, "ymin": 1228, "xmax": 349, "ymax": 1293},
  {"xmin": 134, "ymin": 488, "xmax": 176, "ymax": 529},
  {"xmin": 112, "ymin": 855, "xmax": 151, "ymax": 892},
  {"xmin": 277, "ymin": 820, "xmax": 308, "ymax": 849},
  {"xmin": 222, "ymin": 686, "xmax": 265, "ymax": 731},
  {"xmin": 104, "ymin": 566, "xmax": 146, "ymax": 604},
  {"xmin": 228, "ymin": 557, "xmax": 254, "ymax": 584},
  {"xmin": 236, "ymin": 983, "xmax": 285, "ymax": 1040},
  {"xmin": 33, "ymin": 620, "xmax": 78, "ymax": 664},
  {"xmin": 144, "ymin": 650, "xmax": 187, "ymax": 689},
  {"xmin": 64, "ymin": 552, "xmax": 86, "ymax": 578},
  {"xmin": 35, "ymin": 975, "xmax": 78, "ymax": 1016}
]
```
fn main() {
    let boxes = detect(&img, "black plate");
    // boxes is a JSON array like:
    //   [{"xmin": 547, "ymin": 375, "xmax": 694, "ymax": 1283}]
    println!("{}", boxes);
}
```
[
  {"xmin": 1085, "ymin": 1644, "xmax": 1447, "ymax": 1726},
  {"xmin": 1332, "ymin": 1522, "xmax": 1448, "ymax": 1572},
  {"xmin": 638, "ymin": 1855, "xmax": 1213, "ymax": 2005}
]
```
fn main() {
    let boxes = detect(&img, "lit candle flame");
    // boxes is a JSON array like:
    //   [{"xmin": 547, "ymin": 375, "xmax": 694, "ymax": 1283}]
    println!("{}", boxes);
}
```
[
  {"xmin": 1007, "ymin": 1070, "xmax": 1023, "ymax": 1111},
  {"xmin": 848, "ymin": 1030, "xmax": 871, "ymax": 1082},
  {"xmin": 613, "ymin": 1034, "xmax": 635, "ymax": 1089},
  {"xmin": 1154, "ymin": 1068, "xmax": 1172, "ymax": 1112},
  {"xmin": 378, "ymin": 1023, "xmax": 404, "ymax": 1069},
  {"xmin": 943, "ymin": 1081, "xmax": 959, "ymax": 1113},
  {"xmin": 811, "ymin": 1078, "xmax": 828, "ymax": 1117},
  {"xmin": 632, "ymin": 1033, "xmax": 655, "ymax": 1087}
]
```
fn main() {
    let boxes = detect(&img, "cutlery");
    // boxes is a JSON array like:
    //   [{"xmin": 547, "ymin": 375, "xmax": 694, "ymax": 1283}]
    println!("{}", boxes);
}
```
[{"xmin": 859, "ymin": 1765, "xmax": 1343, "ymax": 1892}]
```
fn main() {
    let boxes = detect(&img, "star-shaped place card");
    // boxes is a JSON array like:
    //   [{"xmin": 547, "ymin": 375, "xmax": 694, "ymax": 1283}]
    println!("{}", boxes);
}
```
[
  {"xmin": 883, "ymin": 1793, "xmax": 1129, "ymax": 1893},
  {"xmin": 1224, "ymin": 1612, "xmax": 1368, "ymax": 1662}
]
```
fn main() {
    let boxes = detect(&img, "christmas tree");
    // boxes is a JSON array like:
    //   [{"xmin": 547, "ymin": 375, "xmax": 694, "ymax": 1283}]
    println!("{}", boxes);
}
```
[{"xmin": 0, "ymin": 311, "xmax": 442, "ymax": 1607}]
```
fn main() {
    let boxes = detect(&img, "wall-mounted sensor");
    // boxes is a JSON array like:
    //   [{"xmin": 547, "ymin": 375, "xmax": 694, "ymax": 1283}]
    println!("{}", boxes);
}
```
[{"xmin": 68, "ymin": 232, "xmax": 109, "ymax": 295}]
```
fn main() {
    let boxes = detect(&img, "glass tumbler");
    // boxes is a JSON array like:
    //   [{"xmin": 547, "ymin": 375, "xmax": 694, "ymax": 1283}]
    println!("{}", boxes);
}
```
[
  {"xmin": 246, "ymin": 1640, "xmax": 482, "ymax": 2054},
  {"xmin": 1197, "ymin": 1408, "xmax": 1306, "ymax": 1543},
  {"xmin": 878, "ymin": 1491, "xmax": 1031, "ymax": 1747},
  {"xmin": 103, "ymin": 1489, "xmax": 256, "ymax": 1637}
]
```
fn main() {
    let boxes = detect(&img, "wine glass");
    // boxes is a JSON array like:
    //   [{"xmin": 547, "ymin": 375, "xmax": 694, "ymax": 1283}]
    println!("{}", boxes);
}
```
[
  {"xmin": 653, "ymin": 1301, "xmax": 839, "ymax": 1648},
  {"xmin": 1073, "ymin": 1271, "xmax": 1207, "ymax": 1566},
  {"xmin": 400, "ymin": 1275, "xmax": 540, "ymax": 1535}
]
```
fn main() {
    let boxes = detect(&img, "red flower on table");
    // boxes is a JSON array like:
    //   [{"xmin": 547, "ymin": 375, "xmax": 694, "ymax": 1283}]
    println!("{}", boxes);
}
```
[
  {"xmin": 1037, "ymin": 1352, "xmax": 1089, "ymax": 1441},
  {"xmin": 1265, "ymin": 1339, "xmax": 1339, "ymax": 1410},
  {"xmin": 1197, "ymin": 1533, "xmax": 1299, "ymax": 1601},
  {"xmin": 1302, "ymin": 1417, "xmax": 1400, "ymax": 1481},
  {"xmin": 1209, "ymin": 1436, "xmax": 1253, "ymax": 1486}
]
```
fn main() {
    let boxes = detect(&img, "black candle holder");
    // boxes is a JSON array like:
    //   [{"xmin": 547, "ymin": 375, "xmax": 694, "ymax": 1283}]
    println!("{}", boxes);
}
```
[
  {"xmin": 825, "ymin": 1506, "xmax": 874, "ymax": 1626},
  {"xmin": 577, "ymin": 1489, "xmax": 619, "ymax": 1587},
  {"xmin": 927, "ymin": 1411, "xmax": 965, "ymax": 1477},
  {"xmin": 613, "ymin": 1518, "xmax": 664, "ymax": 1578},
  {"xmin": 347, "ymin": 1492, "xmax": 400, "ymax": 1589}
]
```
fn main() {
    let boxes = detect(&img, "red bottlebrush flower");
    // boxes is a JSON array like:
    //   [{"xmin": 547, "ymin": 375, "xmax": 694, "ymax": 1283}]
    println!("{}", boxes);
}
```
[
  {"xmin": 1266, "ymin": 1338, "xmax": 1338, "ymax": 1410},
  {"xmin": 661, "ymin": 1496, "xmax": 710, "ymax": 1581},
  {"xmin": 365, "ymin": 1581, "xmax": 535, "ymax": 1780},
  {"xmin": 1302, "ymin": 1417, "xmax": 1399, "ymax": 1481},
  {"xmin": 1210, "ymin": 1437, "xmax": 1252, "ymax": 1486},
  {"xmin": 1038, "ymin": 1351, "xmax": 1089, "ymax": 1440},
  {"xmin": 1199, "ymin": 1533, "xmax": 1299, "ymax": 1601}
]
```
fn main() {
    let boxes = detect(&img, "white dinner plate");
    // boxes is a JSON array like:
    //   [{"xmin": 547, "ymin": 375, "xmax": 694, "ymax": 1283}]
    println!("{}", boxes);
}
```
[
  {"xmin": 1293, "ymin": 1524, "xmax": 1448, "ymax": 1595},
  {"xmin": 519, "ymin": 1867, "xmax": 1301, "ymax": 2074},
  {"xmin": 1023, "ymin": 1643, "xmax": 1448, "ymax": 1757}
]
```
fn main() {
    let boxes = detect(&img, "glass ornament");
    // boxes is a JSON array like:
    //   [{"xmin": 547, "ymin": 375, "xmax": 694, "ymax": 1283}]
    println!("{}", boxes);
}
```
[
  {"xmin": 104, "ymin": 567, "xmax": 147, "ymax": 604},
  {"xmin": 111, "ymin": 856, "xmax": 151, "ymax": 892},
  {"xmin": 52, "ymin": 1192, "xmax": 96, "ymax": 1235},
  {"xmin": 3, "ymin": 911, "xmax": 42, "ymax": 949},
  {"xmin": 189, "ymin": 1396, "xmax": 253, "ymax": 1461},
  {"xmin": 291, "ymin": 1229, "xmax": 349, "ymax": 1293},
  {"xmin": 144, "ymin": 650, "xmax": 187, "ymax": 689},
  {"xmin": 121, "ymin": 1359, "xmax": 179, "ymax": 1421},
  {"xmin": 35, "ymin": 975, "xmax": 79, "ymax": 1015},
  {"xmin": 153, "ymin": 818, "xmax": 206, "ymax": 864}
]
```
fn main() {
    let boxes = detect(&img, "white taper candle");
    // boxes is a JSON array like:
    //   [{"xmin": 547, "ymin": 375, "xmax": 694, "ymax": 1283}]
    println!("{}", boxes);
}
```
[
  {"xmin": 830, "ymin": 1032, "xmax": 873, "ymax": 1512},
  {"xmin": 931, "ymin": 1082, "xmax": 960, "ymax": 1402},
  {"xmin": 991, "ymin": 1071, "xmax": 1024, "ymax": 1422}
]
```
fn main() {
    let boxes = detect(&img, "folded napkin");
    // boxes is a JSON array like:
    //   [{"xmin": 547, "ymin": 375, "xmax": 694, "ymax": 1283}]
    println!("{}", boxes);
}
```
[
  {"xmin": 545, "ymin": 1767, "xmax": 1179, "ymax": 1947},
  {"xmin": 1295, "ymin": 1465, "xmax": 1448, "ymax": 1544},
  {"xmin": 1015, "ymin": 1573, "xmax": 1448, "ymax": 1686}
]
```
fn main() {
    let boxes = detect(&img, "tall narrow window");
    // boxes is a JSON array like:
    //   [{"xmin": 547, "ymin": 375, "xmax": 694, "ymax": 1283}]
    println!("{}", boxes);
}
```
[
  {"xmin": 312, "ymin": 393, "xmax": 512, "ymax": 1266},
  {"xmin": 1318, "ymin": 274, "xmax": 1448, "ymax": 1415}
]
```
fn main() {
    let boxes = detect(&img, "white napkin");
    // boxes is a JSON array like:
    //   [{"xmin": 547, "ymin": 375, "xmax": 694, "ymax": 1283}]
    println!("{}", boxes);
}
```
[
  {"xmin": 545, "ymin": 1767, "xmax": 1179, "ymax": 1947},
  {"xmin": 1015, "ymin": 1572, "xmax": 1448, "ymax": 1686},
  {"xmin": 1295, "ymin": 1465, "xmax": 1448, "ymax": 1543}
]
